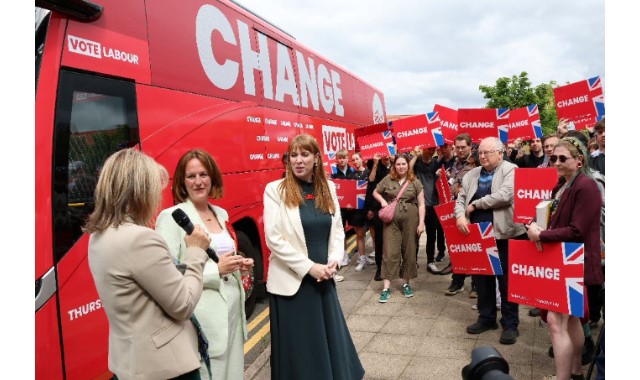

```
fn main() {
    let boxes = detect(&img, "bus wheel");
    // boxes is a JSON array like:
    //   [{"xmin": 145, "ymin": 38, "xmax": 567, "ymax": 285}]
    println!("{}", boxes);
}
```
[{"xmin": 236, "ymin": 231, "xmax": 260, "ymax": 319}]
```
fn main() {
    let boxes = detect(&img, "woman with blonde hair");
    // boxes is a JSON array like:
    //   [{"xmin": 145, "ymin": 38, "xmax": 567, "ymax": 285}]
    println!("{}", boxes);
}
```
[
  {"xmin": 156, "ymin": 149, "xmax": 253, "ymax": 380},
  {"xmin": 86, "ymin": 148, "xmax": 211, "ymax": 380},
  {"xmin": 263, "ymin": 134, "xmax": 364, "ymax": 379},
  {"xmin": 373, "ymin": 154, "xmax": 426, "ymax": 303}
]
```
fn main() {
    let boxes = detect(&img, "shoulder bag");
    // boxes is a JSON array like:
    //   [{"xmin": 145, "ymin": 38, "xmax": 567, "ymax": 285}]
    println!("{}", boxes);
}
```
[{"xmin": 378, "ymin": 180, "xmax": 410, "ymax": 223}]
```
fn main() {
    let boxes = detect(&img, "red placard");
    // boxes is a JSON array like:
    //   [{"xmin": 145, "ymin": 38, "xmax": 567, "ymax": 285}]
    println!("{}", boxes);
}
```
[
  {"xmin": 513, "ymin": 168, "xmax": 558, "ymax": 224},
  {"xmin": 391, "ymin": 114, "xmax": 437, "ymax": 153},
  {"xmin": 442, "ymin": 223, "xmax": 502, "ymax": 275},
  {"xmin": 433, "ymin": 104, "xmax": 458, "ymax": 144},
  {"xmin": 505, "ymin": 106, "xmax": 542, "ymax": 142},
  {"xmin": 553, "ymin": 77, "xmax": 605, "ymax": 130},
  {"xmin": 508, "ymin": 241, "xmax": 585, "ymax": 317},
  {"xmin": 333, "ymin": 179, "xmax": 367, "ymax": 209},
  {"xmin": 434, "ymin": 201, "xmax": 456, "ymax": 227},
  {"xmin": 435, "ymin": 165, "xmax": 452, "ymax": 203},
  {"xmin": 458, "ymin": 108, "xmax": 500, "ymax": 142},
  {"xmin": 356, "ymin": 133, "xmax": 395, "ymax": 160}
]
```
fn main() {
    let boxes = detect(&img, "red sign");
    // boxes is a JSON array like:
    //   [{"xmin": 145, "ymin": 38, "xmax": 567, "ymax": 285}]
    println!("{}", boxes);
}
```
[
  {"xmin": 434, "ymin": 201, "xmax": 456, "ymax": 227},
  {"xmin": 333, "ymin": 179, "xmax": 367, "ymax": 209},
  {"xmin": 513, "ymin": 168, "xmax": 557, "ymax": 224},
  {"xmin": 508, "ymin": 241, "xmax": 585, "ymax": 317},
  {"xmin": 435, "ymin": 165, "xmax": 452, "ymax": 203},
  {"xmin": 505, "ymin": 106, "xmax": 542, "ymax": 142},
  {"xmin": 433, "ymin": 104, "xmax": 458, "ymax": 144},
  {"xmin": 357, "ymin": 133, "xmax": 395, "ymax": 160},
  {"xmin": 458, "ymin": 108, "xmax": 500, "ymax": 142},
  {"xmin": 392, "ymin": 115, "xmax": 437, "ymax": 153},
  {"xmin": 553, "ymin": 77, "xmax": 605, "ymax": 130},
  {"xmin": 442, "ymin": 223, "xmax": 502, "ymax": 275}
]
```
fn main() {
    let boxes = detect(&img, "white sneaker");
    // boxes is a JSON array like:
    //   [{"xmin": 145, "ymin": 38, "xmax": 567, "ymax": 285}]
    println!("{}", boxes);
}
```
[
  {"xmin": 355, "ymin": 260, "xmax": 365, "ymax": 272},
  {"xmin": 334, "ymin": 274, "xmax": 344, "ymax": 282},
  {"xmin": 367, "ymin": 252, "xmax": 375, "ymax": 258},
  {"xmin": 427, "ymin": 263, "xmax": 438, "ymax": 273},
  {"xmin": 364, "ymin": 256, "xmax": 375, "ymax": 265},
  {"xmin": 341, "ymin": 252, "xmax": 350, "ymax": 267}
]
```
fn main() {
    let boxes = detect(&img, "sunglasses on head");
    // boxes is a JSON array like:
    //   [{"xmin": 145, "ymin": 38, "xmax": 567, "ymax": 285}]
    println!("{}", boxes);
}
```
[{"xmin": 549, "ymin": 154, "xmax": 572, "ymax": 164}]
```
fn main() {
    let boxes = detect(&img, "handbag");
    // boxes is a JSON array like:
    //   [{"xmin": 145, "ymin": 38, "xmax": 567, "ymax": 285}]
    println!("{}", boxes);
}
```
[{"xmin": 378, "ymin": 180, "xmax": 410, "ymax": 223}]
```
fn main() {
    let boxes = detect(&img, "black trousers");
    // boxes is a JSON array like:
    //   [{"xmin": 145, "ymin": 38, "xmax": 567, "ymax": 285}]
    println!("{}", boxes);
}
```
[
  {"xmin": 473, "ymin": 235, "xmax": 527, "ymax": 331},
  {"xmin": 370, "ymin": 213, "xmax": 384, "ymax": 270},
  {"xmin": 425, "ymin": 206, "xmax": 445, "ymax": 263}
]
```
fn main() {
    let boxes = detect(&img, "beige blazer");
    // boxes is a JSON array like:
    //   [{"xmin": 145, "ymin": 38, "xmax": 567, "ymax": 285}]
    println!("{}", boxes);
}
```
[
  {"xmin": 155, "ymin": 200, "xmax": 248, "ymax": 358},
  {"xmin": 263, "ymin": 178, "xmax": 344, "ymax": 296},
  {"xmin": 88, "ymin": 222, "xmax": 208, "ymax": 380}
]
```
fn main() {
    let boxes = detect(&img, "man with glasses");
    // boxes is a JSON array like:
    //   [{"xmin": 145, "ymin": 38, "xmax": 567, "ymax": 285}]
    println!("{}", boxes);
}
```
[
  {"xmin": 441, "ymin": 133, "xmax": 479, "ymax": 297},
  {"xmin": 455, "ymin": 137, "xmax": 527, "ymax": 345}
]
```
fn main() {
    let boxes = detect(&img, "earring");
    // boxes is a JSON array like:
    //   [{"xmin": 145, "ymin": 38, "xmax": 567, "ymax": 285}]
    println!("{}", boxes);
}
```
[{"xmin": 577, "ymin": 162, "xmax": 583, "ymax": 168}]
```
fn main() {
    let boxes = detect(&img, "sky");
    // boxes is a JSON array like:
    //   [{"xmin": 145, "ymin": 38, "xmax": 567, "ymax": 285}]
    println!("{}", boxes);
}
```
[{"xmin": 237, "ymin": 0, "xmax": 605, "ymax": 116}]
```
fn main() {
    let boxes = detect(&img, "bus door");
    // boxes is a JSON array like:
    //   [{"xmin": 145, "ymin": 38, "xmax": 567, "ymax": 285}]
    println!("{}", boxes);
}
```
[{"xmin": 38, "ymin": 69, "xmax": 139, "ymax": 379}]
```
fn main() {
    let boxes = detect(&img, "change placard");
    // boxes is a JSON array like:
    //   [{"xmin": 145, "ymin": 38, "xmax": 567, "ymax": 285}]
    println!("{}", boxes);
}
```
[
  {"xmin": 513, "ymin": 168, "xmax": 557, "ymax": 224},
  {"xmin": 442, "ymin": 222, "xmax": 502, "ymax": 275},
  {"xmin": 333, "ymin": 179, "xmax": 367, "ymax": 209},
  {"xmin": 508, "ymin": 240, "xmax": 585, "ymax": 317}
]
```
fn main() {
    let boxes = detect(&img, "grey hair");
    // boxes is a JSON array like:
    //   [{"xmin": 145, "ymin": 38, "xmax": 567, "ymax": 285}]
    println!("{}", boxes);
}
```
[{"xmin": 481, "ymin": 137, "xmax": 504, "ymax": 152}]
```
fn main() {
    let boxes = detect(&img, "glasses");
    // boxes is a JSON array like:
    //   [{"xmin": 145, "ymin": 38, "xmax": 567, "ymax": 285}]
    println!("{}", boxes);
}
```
[
  {"xmin": 549, "ymin": 154, "xmax": 573, "ymax": 164},
  {"xmin": 477, "ymin": 150, "xmax": 501, "ymax": 156}
]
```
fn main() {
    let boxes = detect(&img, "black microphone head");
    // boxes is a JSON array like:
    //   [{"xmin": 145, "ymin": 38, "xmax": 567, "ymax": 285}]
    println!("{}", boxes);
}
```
[{"xmin": 171, "ymin": 208, "xmax": 194, "ymax": 234}]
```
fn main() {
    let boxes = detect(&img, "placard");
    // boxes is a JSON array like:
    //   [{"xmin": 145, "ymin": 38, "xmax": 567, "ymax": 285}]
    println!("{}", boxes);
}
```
[
  {"xmin": 391, "ymin": 114, "xmax": 438, "ymax": 153},
  {"xmin": 513, "ymin": 168, "xmax": 557, "ymax": 224},
  {"xmin": 433, "ymin": 104, "xmax": 458, "ymax": 144},
  {"xmin": 434, "ymin": 201, "xmax": 456, "ymax": 227},
  {"xmin": 442, "ymin": 222, "xmax": 502, "ymax": 275},
  {"xmin": 458, "ymin": 108, "xmax": 500, "ymax": 142},
  {"xmin": 553, "ymin": 76, "xmax": 605, "ymax": 130},
  {"xmin": 333, "ymin": 179, "xmax": 367, "ymax": 209},
  {"xmin": 435, "ymin": 164, "xmax": 452, "ymax": 203},
  {"xmin": 356, "ymin": 132, "xmax": 395, "ymax": 160},
  {"xmin": 505, "ymin": 105, "xmax": 543, "ymax": 142},
  {"xmin": 508, "ymin": 240, "xmax": 585, "ymax": 317}
]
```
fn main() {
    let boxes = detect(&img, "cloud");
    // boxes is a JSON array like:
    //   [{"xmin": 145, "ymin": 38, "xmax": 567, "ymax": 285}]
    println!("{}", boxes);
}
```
[{"xmin": 240, "ymin": 0, "xmax": 604, "ymax": 115}]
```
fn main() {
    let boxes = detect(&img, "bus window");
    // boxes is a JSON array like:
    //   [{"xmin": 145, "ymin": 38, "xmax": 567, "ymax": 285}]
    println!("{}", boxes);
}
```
[{"xmin": 52, "ymin": 70, "xmax": 140, "ymax": 263}]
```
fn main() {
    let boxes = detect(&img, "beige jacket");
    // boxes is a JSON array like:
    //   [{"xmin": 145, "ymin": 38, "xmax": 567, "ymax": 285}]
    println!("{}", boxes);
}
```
[
  {"xmin": 88, "ymin": 223, "xmax": 208, "ymax": 380},
  {"xmin": 263, "ymin": 178, "xmax": 344, "ymax": 296},
  {"xmin": 454, "ymin": 160, "xmax": 526, "ymax": 240}
]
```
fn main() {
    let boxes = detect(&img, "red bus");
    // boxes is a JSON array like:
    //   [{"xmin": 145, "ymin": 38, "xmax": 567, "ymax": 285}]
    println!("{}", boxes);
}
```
[{"xmin": 35, "ymin": 0, "xmax": 386, "ymax": 378}]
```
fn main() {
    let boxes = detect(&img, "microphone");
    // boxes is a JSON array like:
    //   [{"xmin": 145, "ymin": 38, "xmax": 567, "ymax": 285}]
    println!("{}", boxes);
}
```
[{"xmin": 171, "ymin": 208, "xmax": 219, "ymax": 263}]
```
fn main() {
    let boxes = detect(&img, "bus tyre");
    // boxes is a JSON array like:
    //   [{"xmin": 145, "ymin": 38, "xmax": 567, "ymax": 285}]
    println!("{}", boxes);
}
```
[{"xmin": 236, "ymin": 231, "xmax": 261, "ymax": 319}]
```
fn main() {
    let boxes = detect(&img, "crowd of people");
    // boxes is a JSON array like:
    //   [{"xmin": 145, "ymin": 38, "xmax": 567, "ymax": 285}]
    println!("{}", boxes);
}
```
[{"xmin": 84, "ymin": 116, "xmax": 605, "ymax": 380}]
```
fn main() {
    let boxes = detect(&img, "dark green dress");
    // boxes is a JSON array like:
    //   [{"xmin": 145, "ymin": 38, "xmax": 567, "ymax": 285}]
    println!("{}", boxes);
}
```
[{"xmin": 269, "ymin": 180, "xmax": 364, "ymax": 380}]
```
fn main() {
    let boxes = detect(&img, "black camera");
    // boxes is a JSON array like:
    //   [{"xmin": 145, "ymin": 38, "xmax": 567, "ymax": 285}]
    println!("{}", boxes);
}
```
[{"xmin": 462, "ymin": 346, "xmax": 513, "ymax": 380}]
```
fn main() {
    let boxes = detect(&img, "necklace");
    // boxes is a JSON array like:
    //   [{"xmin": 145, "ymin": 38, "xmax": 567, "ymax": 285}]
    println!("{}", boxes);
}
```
[{"xmin": 198, "ymin": 208, "xmax": 213, "ymax": 221}]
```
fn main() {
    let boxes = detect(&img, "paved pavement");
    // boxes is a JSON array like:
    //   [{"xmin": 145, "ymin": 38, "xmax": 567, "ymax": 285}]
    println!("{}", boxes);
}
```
[{"xmin": 244, "ymin": 234, "xmax": 603, "ymax": 380}]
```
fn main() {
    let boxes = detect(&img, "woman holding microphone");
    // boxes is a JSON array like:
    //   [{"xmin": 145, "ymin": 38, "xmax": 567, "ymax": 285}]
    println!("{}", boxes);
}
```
[{"xmin": 86, "ymin": 149, "xmax": 211, "ymax": 380}]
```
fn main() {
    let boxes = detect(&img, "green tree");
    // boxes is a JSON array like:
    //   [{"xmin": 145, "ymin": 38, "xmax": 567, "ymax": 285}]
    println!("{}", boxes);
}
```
[{"xmin": 479, "ymin": 72, "xmax": 558, "ymax": 136}]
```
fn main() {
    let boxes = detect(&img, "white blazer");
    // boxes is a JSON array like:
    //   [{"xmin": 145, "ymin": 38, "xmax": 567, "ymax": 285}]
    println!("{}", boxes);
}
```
[{"xmin": 263, "ymin": 178, "xmax": 345, "ymax": 296}]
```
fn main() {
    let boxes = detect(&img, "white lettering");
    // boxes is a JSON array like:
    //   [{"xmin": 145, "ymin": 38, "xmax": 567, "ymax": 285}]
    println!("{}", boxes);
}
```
[
  {"xmin": 511, "ymin": 264, "xmax": 560, "ymax": 280},
  {"xmin": 557, "ymin": 95, "xmax": 589, "ymax": 108},
  {"xmin": 460, "ymin": 121, "xmax": 495, "ymax": 129},
  {"xmin": 68, "ymin": 35, "xmax": 102, "ymax": 58},
  {"xmin": 238, "ymin": 23, "xmax": 273, "ymax": 98},
  {"xmin": 67, "ymin": 298, "xmax": 103, "ymax": 321},
  {"xmin": 257, "ymin": 135, "xmax": 270, "ymax": 142},
  {"xmin": 249, "ymin": 154, "xmax": 265, "ymax": 160},
  {"xmin": 448, "ymin": 243, "xmax": 483, "ymax": 253},
  {"xmin": 322, "ymin": 125, "xmax": 355, "ymax": 154},
  {"xmin": 296, "ymin": 52, "xmax": 320, "ymax": 111},
  {"xmin": 196, "ymin": 5, "xmax": 239, "ymax": 90},
  {"xmin": 396, "ymin": 128, "xmax": 427, "ymax": 139},
  {"xmin": 265, "ymin": 118, "xmax": 277, "ymax": 125},
  {"xmin": 277, "ymin": 136, "xmax": 289, "ymax": 142},
  {"xmin": 247, "ymin": 116, "xmax": 261, "ymax": 123},
  {"xmin": 517, "ymin": 189, "xmax": 552, "ymax": 199},
  {"xmin": 275, "ymin": 43, "xmax": 300, "ymax": 105}
]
